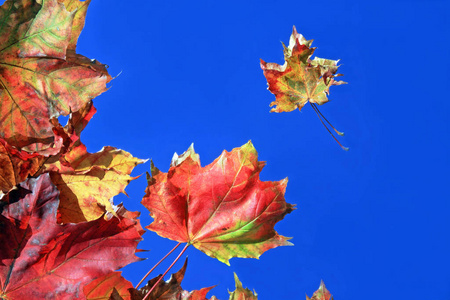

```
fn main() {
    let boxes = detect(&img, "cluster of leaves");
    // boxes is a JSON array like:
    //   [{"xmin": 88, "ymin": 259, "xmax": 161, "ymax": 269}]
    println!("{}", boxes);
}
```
[{"xmin": 0, "ymin": 0, "xmax": 339, "ymax": 299}]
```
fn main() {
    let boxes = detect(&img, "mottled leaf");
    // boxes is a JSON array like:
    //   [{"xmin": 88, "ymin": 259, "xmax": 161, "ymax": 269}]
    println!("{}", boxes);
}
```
[
  {"xmin": 0, "ymin": 0, "xmax": 111, "ymax": 153},
  {"xmin": 142, "ymin": 141, "xmax": 294, "ymax": 265},
  {"xmin": 260, "ymin": 26, "xmax": 345, "ymax": 113},
  {"xmin": 306, "ymin": 281, "xmax": 333, "ymax": 300},
  {"xmin": 0, "ymin": 174, "xmax": 143, "ymax": 300}
]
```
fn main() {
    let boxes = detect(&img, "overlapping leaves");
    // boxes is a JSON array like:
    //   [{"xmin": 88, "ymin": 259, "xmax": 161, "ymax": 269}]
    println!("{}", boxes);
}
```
[
  {"xmin": 0, "ymin": 0, "xmax": 339, "ymax": 299},
  {"xmin": 0, "ymin": 174, "xmax": 143, "ymax": 299},
  {"xmin": 84, "ymin": 259, "xmax": 258, "ymax": 300},
  {"xmin": 0, "ymin": 0, "xmax": 111, "ymax": 153},
  {"xmin": 142, "ymin": 142, "xmax": 294, "ymax": 265}
]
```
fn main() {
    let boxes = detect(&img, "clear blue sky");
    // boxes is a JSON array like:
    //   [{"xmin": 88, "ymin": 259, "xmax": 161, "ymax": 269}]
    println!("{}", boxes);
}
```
[{"xmin": 72, "ymin": 0, "xmax": 450, "ymax": 299}]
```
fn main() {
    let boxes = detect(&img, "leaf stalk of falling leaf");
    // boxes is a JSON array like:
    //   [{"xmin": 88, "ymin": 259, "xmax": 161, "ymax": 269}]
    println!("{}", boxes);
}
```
[
  {"xmin": 311, "ymin": 102, "xmax": 345, "ymax": 136},
  {"xmin": 142, "ymin": 243, "xmax": 190, "ymax": 300},
  {"xmin": 309, "ymin": 102, "xmax": 349, "ymax": 151},
  {"xmin": 135, "ymin": 242, "xmax": 182, "ymax": 289}
]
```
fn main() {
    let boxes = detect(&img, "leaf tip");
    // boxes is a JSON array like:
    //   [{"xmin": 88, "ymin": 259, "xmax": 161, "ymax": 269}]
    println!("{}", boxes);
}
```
[
  {"xmin": 171, "ymin": 143, "xmax": 200, "ymax": 167},
  {"xmin": 233, "ymin": 273, "xmax": 243, "ymax": 289}
]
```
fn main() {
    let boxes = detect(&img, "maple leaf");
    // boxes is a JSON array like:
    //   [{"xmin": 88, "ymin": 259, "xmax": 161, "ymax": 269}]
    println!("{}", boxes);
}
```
[
  {"xmin": 0, "ymin": 137, "xmax": 43, "ymax": 197},
  {"xmin": 306, "ymin": 281, "xmax": 333, "ymax": 300},
  {"xmin": 228, "ymin": 273, "xmax": 257, "ymax": 300},
  {"xmin": 260, "ymin": 26, "xmax": 348, "ymax": 150},
  {"xmin": 142, "ymin": 142, "xmax": 294, "ymax": 265},
  {"xmin": 0, "ymin": 0, "xmax": 111, "ymax": 153},
  {"xmin": 0, "ymin": 174, "xmax": 144, "ymax": 300},
  {"xmin": 260, "ymin": 26, "xmax": 345, "ymax": 112},
  {"xmin": 50, "ymin": 142, "xmax": 147, "ymax": 223}
]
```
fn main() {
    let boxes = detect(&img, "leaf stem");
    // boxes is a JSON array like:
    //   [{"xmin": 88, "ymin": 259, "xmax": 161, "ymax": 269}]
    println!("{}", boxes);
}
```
[
  {"xmin": 135, "ymin": 242, "xmax": 181, "ymax": 289},
  {"xmin": 142, "ymin": 243, "xmax": 189, "ymax": 300},
  {"xmin": 311, "ymin": 102, "xmax": 345, "ymax": 136},
  {"xmin": 309, "ymin": 102, "xmax": 349, "ymax": 151}
]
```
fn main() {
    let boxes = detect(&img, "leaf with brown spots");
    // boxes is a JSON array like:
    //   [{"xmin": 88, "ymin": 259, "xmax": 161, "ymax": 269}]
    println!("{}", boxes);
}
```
[
  {"xmin": 0, "ymin": 174, "xmax": 143, "ymax": 300},
  {"xmin": 142, "ymin": 141, "xmax": 294, "ymax": 265}
]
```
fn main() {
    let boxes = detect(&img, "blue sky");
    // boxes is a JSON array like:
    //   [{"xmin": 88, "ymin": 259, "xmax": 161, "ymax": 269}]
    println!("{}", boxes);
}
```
[{"xmin": 73, "ymin": 0, "xmax": 450, "ymax": 299}]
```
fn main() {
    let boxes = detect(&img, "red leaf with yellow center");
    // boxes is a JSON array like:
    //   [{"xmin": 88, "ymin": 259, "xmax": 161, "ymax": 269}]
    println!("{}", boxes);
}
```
[{"xmin": 142, "ymin": 142, "xmax": 294, "ymax": 265}]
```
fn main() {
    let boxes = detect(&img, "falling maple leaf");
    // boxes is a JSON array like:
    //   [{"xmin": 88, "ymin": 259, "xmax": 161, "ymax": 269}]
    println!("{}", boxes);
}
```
[
  {"xmin": 0, "ymin": 0, "xmax": 111, "ymax": 153},
  {"xmin": 261, "ymin": 26, "xmax": 348, "ymax": 150},
  {"xmin": 0, "ymin": 174, "xmax": 144, "ymax": 300},
  {"xmin": 142, "ymin": 141, "xmax": 294, "ymax": 265},
  {"xmin": 306, "ymin": 281, "xmax": 333, "ymax": 300}
]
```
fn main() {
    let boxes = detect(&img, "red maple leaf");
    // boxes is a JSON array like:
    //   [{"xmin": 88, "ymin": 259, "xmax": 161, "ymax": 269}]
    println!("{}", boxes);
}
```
[
  {"xmin": 142, "ymin": 142, "xmax": 294, "ymax": 265},
  {"xmin": 0, "ymin": 174, "xmax": 143, "ymax": 299}
]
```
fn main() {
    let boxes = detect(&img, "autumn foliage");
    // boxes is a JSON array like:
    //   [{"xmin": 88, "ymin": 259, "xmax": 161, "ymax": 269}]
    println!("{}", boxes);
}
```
[{"xmin": 0, "ymin": 0, "xmax": 340, "ymax": 299}]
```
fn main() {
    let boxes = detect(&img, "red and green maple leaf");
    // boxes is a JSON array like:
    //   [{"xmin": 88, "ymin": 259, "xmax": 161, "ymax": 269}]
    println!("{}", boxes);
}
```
[
  {"xmin": 0, "ymin": 174, "xmax": 143, "ymax": 300},
  {"xmin": 142, "ymin": 141, "xmax": 294, "ymax": 265},
  {"xmin": 0, "ymin": 0, "xmax": 111, "ymax": 153},
  {"xmin": 261, "ymin": 26, "xmax": 348, "ymax": 150},
  {"xmin": 306, "ymin": 281, "xmax": 333, "ymax": 300}
]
